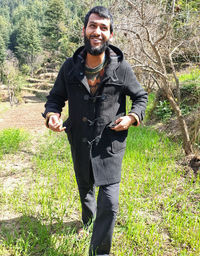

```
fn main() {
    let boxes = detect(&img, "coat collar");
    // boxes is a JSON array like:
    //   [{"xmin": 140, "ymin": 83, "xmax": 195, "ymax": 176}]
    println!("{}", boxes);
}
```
[{"xmin": 72, "ymin": 45, "xmax": 124, "ymax": 93}]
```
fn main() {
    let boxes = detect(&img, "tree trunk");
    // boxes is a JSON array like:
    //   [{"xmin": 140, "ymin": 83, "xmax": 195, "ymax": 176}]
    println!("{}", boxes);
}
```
[
  {"xmin": 162, "ymin": 80, "xmax": 193, "ymax": 155},
  {"xmin": 169, "ymin": 54, "xmax": 181, "ymax": 104}
]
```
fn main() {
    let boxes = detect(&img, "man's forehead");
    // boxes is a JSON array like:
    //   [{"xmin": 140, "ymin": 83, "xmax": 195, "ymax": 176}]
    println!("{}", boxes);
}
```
[{"xmin": 88, "ymin": 13, "xmax": 110, "ymax": 26}]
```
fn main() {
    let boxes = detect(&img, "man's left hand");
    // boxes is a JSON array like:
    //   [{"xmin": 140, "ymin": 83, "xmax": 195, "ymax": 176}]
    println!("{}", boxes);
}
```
[{"xmin": 111, "ymin": 115, "xmax": 136, "ymax": 131}]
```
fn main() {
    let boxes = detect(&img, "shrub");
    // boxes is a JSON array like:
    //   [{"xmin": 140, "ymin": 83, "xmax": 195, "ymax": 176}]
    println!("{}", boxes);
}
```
[{"xmin": 154, "ymin": 100, "xmax": 173, "ymax": 121}]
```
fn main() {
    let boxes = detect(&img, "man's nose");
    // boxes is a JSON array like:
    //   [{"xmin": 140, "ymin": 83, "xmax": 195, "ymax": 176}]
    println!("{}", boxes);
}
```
[{"xmin": 94, "ymin": 26, "xmax": 101, "ymax": 35}]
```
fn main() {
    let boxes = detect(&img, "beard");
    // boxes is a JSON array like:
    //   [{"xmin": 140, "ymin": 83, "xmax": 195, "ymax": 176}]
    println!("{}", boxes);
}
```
[{"xmin": 84, "ymin": 33, "xmax": 109, "ymax": 56}]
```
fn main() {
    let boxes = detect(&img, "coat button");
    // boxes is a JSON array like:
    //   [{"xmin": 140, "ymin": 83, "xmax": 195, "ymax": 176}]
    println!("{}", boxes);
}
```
[
  {"xmin": 82, "ymin": 117, "xmax": 87, "ymax": 122},
  {"xmin": 82, "ymin": 138, "xmax": 88, "ymax": 143},
  {"xmin": 80, "ymin": 72, "xmax": 83, "ymax": 76},
  {"xmin": 84, "ymin": 95, "xmax": 89, "ymax": 100}
]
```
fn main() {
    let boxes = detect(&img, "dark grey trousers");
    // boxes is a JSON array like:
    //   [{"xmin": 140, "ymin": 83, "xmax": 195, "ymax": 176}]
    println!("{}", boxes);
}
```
[{"xmin": 78, "ymin": 181, "xmax": 120, "ymax": 256}]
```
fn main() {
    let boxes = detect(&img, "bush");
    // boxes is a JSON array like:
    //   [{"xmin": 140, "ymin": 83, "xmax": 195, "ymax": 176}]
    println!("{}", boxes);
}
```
[
  {"xmin": 154, "ymin": 100, "xmax": 173, "ymax": 121},
  {"xmin": 20, "ymin": 64, "xmax": 31, "ymax": 75}
]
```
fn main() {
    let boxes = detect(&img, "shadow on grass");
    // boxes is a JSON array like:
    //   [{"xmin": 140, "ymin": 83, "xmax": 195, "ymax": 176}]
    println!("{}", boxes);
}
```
[{"xmin": 0, "ymin": 215, "xmax": 82, "ymax": 256}]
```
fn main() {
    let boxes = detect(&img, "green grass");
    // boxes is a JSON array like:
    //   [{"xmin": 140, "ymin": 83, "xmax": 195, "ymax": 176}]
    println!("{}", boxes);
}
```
[
  {"xmin": 178, "ymin": 68, "xmax": 200, "ymax": 83},
  {"xmin": 0, "ymin": 128, "xmax": 29, "ymax": 159},
  {"xmin": 0, "ymin": 128, "xmax": 199, "ymax": 255},
  {"xmin": 143, "ymin": 92, "xmax": 156, "ymax": 122}
]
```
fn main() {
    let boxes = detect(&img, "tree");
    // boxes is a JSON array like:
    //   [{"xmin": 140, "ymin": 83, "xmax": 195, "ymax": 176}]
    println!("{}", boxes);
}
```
[
  {"xmin": 3, "ymin": 56, "xmax": 22, "ymax": 106},
  {"xmin": 0, "ymin": 35, "xmax": 6, "ymax": 65},
  {"xmin": 0, "ymin": 35, "xmax": 6, "ymax": 82},
  {"xmin": 112, "ymin": 0, "xmax": 200, "ymax": 155},
  {"xmin": 43, "ymin": 0, "xmax": 66, "ymax": 52},
  {"xmin": 15, "ymin": 18, "xmax": 42, "ymax": 73},
  {"xmin": 0, "ymin": 15, "xmax": 11, "ymax": 46}
]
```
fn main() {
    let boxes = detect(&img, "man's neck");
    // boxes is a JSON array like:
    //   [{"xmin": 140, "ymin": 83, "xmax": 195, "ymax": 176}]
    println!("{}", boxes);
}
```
[{"xmin": 86, "ymin": 52, "xmax": 105, "ymax": 69}]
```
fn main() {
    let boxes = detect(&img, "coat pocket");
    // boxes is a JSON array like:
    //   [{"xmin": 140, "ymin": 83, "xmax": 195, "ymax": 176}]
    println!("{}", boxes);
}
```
[{"xmin": 111, "ymin": 130, "xmax": 128, "ymax": 154}]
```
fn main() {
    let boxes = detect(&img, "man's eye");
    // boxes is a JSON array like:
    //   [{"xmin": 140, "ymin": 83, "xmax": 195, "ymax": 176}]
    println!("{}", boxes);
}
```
[{"xmin": 102, "ymin": 27, "xmax": 108, "ymax": 31}]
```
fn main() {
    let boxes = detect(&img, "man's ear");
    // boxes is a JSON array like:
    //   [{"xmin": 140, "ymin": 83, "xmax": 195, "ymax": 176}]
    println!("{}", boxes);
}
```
[
  {"xmin": 82, "ymin": 27, "xmax": 85, "ymax": 37},
  {"xmin": 109, "ymin": 32, "xmax": 114, "ymax": 42}
]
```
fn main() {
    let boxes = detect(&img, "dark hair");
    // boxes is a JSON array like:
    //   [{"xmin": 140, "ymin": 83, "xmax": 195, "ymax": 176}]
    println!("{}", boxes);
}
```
[{"xmin": 84, "ymin": 6, "xmax": 113, "ymax": 33}]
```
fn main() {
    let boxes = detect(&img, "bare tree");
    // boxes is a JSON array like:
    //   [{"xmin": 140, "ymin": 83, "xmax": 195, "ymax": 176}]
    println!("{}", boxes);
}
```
[{"xmin": 111, "ymin": 0, "xmax": 200, "ymax": 155}]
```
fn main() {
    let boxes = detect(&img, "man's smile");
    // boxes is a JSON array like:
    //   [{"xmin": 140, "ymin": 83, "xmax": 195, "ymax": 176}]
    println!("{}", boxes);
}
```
[{"xmin": 90, "ymin": 37, "xmax": 102, "ymax": 44}]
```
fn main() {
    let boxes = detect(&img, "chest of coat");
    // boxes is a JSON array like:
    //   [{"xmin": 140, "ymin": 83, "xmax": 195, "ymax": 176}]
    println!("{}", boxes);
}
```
[{"xmin": 67, "ymin": 78, "xmax": 125, "ymax": 118}]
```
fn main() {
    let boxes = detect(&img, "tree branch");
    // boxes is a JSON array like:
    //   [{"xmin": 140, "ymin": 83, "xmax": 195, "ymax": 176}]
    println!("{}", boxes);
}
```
[
  {"xmin": 150, "ymin": 74, "xmax": 161, "ymax": 89},
  {"xmin": 143, "ymin": 25, "xmax": 167, "ymax": 73},
  {"xmin": 125, "ymin": 0, "xmax": 136, "ymax": 9},
  {"xmin": 168, "ymin": 42, "xmax": 184, "ymax": 105},
  {"xmin": 154, "ymin": 27, "xmax": 170, "ymax": 46},
  {"xmin": 126, "ymin": 55, "xmax": 143, "ymax": 64},
  {"xmin": 121, "ymin": 28, "xmax": 158, "ymax": 64},
  {"xmin": 169, "ymin": 42, "xmax": 184, "ymax": 56},
  {"xmin": 131, "ymin": 64, "xmax": 167, "ymax": 78}
]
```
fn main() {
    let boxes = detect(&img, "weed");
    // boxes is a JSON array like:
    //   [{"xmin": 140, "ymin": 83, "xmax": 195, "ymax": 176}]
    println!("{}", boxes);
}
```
[{"xmin": 0, "ymin": 128, "xmax": 29, "ymax": 159}]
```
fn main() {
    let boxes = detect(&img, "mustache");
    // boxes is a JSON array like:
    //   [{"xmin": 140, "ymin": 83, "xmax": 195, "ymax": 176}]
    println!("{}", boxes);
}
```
[{"xmin": 89, "ymin": 35, "xmax": 103, "ymax": 40}]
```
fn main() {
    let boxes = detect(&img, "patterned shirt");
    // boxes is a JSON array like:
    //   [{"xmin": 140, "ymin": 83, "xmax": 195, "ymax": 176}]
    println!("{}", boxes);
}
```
[{"xmin": 85, "ymin": 58, "xmax": 108, "ymax": 95}]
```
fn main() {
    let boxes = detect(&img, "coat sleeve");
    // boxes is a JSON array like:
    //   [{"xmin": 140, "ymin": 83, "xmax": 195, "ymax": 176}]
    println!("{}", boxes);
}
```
[
  {"xmin": 43, "ymin": 61, "xmax": 69, "ymax": 118},
  {"xmin": 123, "ymin": 62, "xmax": 148, "ymax": 122}
]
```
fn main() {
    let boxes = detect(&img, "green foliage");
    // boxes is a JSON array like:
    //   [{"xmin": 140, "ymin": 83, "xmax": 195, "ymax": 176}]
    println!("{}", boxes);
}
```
[
  {"xmin": 150, "ymin": 68, "xmax": 200, "ymax": 122},
  {"xmin": 177, "ymin": 0, "xmax": 200, "ymax": 11},
  {"xmin": 181, "ymin": 82, "xmax": 200, "ymax": 98},
  {"xmin": 179, "ymin": 68, "xmax": 200, "ymax": 115},
  {"xmin": 155, "ymin": 100, "xmax": 173, "ymax": 121},
  {"xmin": 43, "ymin": 0, "xmax": 66, "ymax": 51},
  {"xmin": 12, "ymin": 0, "xmax": 47, "ymax": 27},
  {"xmin": 0, "ymin": 35, "xmax": 6, "ymax": 65},
  {"xmin": 0, "ymin": 15, "xmax": 11, "ymax": 46},
  {"xmin": 12, "ymin": 4, "xmax": 31, "ymax": 25},
  {"xmin": 0, "ymin": 15, "xmax": 10, "ymax": 66},
  {"xmin": 178, "ymin": 68, "xmax": 200, "ymax": 82},
  {"xmin": 143, "ymin": 92, "xmax": 156, "ymax": 122},
  {"xmin": 15, "ymin": 18, "xmax": 42, "ymax": 66},
  {"xmin": 0, "ymin": 128, "xmax": 29, "ymax": 158},
  {"xmin": 20, "ymin": 64, "xmax": 32, "ymax": 75}
]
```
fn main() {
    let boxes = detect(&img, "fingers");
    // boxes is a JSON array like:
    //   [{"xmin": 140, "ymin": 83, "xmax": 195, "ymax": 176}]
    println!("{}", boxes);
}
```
[
  {"xmin": 48, "ymin": 115, "xmax": 66, "ymax": 132},
  {"xmin": 111, "ymin": 116, "xmax": 133, "ymax": 131}
]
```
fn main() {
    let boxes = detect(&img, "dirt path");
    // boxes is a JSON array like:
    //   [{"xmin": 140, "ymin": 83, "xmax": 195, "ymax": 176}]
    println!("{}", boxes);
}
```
[{"xmin": 0, "ymin": 93, "xmax": 45, "ymax": 131}]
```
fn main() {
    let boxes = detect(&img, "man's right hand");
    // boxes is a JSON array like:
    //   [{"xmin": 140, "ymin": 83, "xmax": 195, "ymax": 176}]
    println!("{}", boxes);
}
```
[{"xmin": 48, "ymin": 115, "xmax": 66, "ymax": 132}]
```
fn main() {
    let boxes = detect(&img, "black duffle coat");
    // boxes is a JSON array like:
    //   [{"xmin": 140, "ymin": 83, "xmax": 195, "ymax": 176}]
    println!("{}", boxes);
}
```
[{"xmin": 44, "ymin": 45, "xmax": 148, "ymax": 186}]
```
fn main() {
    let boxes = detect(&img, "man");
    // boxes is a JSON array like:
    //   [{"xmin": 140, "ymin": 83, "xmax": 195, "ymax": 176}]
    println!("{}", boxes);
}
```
[{"xmin": 43, "ymin": 6, "xmax": 148, "ymax": 256}]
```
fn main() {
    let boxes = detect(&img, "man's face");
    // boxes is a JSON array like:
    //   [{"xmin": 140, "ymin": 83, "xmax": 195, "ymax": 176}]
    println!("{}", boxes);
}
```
[{"xmin": 84, "ymin": 13, "xmax": 113, "ymax": 56}]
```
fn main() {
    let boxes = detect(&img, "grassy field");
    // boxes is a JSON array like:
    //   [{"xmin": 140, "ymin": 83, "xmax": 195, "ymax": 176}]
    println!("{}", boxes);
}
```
[{"xmin": 0, "ymin": 126, "xmax": 199, "ymax": 256}]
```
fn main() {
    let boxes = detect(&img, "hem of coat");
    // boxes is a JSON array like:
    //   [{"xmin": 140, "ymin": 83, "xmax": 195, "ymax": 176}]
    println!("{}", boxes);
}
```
[{"xmin": 94, "ymin": 177, "xmax": 121, "ymax": 187}]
